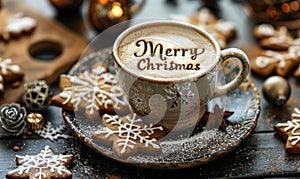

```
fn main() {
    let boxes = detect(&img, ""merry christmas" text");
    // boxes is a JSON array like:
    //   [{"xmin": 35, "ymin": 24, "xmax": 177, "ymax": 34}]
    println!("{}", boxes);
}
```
[{"xmin": 133, "ymin": 40, "xmax": 205, "ymax": 61}]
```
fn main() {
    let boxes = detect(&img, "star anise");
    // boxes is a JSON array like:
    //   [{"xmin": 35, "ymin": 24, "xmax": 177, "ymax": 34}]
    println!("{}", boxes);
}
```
[{"xmin": 201, "ymin": 104, "xmax": 234, "ymax": 130}]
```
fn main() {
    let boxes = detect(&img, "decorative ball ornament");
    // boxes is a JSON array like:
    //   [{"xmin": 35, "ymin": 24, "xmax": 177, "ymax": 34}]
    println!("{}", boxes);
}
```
[
  {"xmin": 88, "ymin": 0, "xmax": 145, "ymax": 32},
  {"xmin": 26, "ymin": 112, "xmax": 44, "ymax": 130},
  {"xmin": 23, "ymin": 80, "xmax": 52, "ymax": 111},
  {"xmin": 262, "ymin": 76, "xmax": 291, "ymax": 106},
  {"xmin": 0, "ymin": 103, "xmax": 27, "ymax": 137},
  {"xmin": 49, "ymin": 0, "xmax": 83, "ymax": 13}
]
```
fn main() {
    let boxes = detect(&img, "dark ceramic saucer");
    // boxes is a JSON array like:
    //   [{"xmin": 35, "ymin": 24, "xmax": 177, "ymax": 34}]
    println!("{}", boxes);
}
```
[{"xmin": 62, "ymin": 48, "xmax": 260, "ymax": 169}]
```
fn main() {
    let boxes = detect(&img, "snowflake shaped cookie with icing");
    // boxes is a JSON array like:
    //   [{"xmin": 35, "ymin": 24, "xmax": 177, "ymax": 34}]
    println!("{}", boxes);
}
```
[
  {"xmin": 274, "ymin": 108, "xmax": 300, "ymax": 154},
  {"xmin": 50, "ymin": 63, "xmax": 129, "ymax": 120},
  {"xmin": 1, "ymin": 13, "xmax": 37, "ymax": 41},
  {"xmin": 6, "ymin": 145, "xmax": 73, "ymax": 179},
  {"xmin": 92, "ymin": 113, "xmax": 165, "ymax": 159}
]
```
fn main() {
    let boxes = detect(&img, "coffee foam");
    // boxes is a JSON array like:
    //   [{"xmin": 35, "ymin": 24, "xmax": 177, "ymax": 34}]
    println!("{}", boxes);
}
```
[{"xmin": 117, "ymin": 24, "xmax": 216, "ymax": 80}]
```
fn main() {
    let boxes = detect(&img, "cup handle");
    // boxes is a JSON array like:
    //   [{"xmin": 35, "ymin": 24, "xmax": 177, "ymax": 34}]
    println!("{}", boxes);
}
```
[
  {"xmin": 130, "ymin": 0, "xmax": 145, "ymax": 14},
  {"xmin": 212, "ymin": 48, "xmax": 250, "ymax": 98}
]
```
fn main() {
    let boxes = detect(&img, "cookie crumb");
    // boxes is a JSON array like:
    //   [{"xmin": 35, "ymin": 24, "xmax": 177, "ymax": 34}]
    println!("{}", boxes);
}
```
[
  {"xmin": 12, "ymin": 146, "xmax": 20, "ymax": 152},
  {"xmin": 11, "ymin": 81, "xmax": 21, "ymax": 88}
]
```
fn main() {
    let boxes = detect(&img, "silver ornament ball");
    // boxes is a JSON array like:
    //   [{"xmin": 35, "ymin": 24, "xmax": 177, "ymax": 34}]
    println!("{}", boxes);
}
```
[{"xmin": 262, "ymin": 76, "xmax": 291, "ymax": 107}]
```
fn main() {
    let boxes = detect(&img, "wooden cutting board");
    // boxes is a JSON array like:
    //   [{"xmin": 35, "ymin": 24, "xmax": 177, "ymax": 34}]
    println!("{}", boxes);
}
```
[{"xmin": 0, "ymin": 0, "xmax": 87, "ymax": 105}]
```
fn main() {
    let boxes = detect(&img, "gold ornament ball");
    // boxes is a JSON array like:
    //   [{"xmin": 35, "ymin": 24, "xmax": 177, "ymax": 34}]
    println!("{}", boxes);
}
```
[
  {"xmin": 26, "ymin": 112, "xmax": 44, "ymax": 130},
  {"xmin": 262, "ymin": 76, "xmax": 291, "ymax": 107},
  {"xmin": 49, "ymin": 0, "xmax": 83, "ymax": 12}
]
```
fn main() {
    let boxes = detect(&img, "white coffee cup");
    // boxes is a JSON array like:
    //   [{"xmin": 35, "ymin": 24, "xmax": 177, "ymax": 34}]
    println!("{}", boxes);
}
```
[{"xmin": 113, "ymin": 20, "xmax": 249, "ymax": 132}]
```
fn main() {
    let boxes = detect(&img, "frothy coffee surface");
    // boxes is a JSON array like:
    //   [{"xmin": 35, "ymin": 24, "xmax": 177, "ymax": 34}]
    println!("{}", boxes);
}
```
[{"xmin": 117, "ymin": 23, "xmax": 216, "ymax": 80}]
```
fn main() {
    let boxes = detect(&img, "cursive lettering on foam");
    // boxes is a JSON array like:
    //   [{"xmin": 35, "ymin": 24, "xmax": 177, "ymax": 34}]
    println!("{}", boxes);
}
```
[
  {"xmin": 133, "ymin": 40, "xmax": 205, "ymax": 61},
  {"xmin": 137, "ymin": 58, "xmax": 201, "ymax": 71}
]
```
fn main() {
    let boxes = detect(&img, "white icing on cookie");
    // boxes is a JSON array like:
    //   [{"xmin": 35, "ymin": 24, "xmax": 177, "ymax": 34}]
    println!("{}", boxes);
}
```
[
  {"xmin": 0, "ymin": 58, "xmax": 21, "ymax": 74},
  {"xmin": 59, "ymin": 67, "xmax": 125, "ymax": 115},
  {"xmin": 256, "ymin": 24, "xmax": 275, "ymax": 37},
  {"xmin": 292, "ymin": 108, "xmax": 300, "ymax": 118},
  {"xmin": 255, "ymin": 56, "xmax": 276, "ymax": 68},
  {"xmin": 60, "ymin": 89, "xmax": 72, "ymax": 105},
  {"xmin": 7, "ymin": 145, "xmax": 72, "ymax": 178},
  {"xmin": 289, "ymin": 45, "xmax": 300, "ymax": 60},
  {"xmin": 6, "ymin": 13, "xmax": 37, "ymax": 34},
  {"xmin": 277, "ymin": 108, "xmax": 300, "ymax": 145},
  {"xmin": 255, "ymin": 47, "xmax": 300, "ymax": 69},
  {"xmin": 268, "ymin": 51, "xmax": 286, "ymax": 68},
  {"xmin": 197, "ymin": 8, "xmax": 214, "ymax": 25},
  {"xmin": 215, "ymin": 21, "xmax": 235, "ymax": 36},
  {"xmin": 95, "ymin": 113, "xmax": 163, "ymax": 154},
  {"xmin": 266, "ymin": 26, "xmax": 290, "ymax": 44},
  {"xmin": 255, "ymin": 51, "xmax": 285, "ymax": 68},
  {"xmin": 294, "ymin": 38, "xmax": 300, "ymax": 45}
]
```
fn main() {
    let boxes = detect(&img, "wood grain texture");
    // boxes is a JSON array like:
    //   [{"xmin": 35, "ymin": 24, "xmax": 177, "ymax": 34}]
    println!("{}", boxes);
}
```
[
  {"xmin": 1, "ymin": 130, "xmax": 300, "ymax": 178},
  {"xmin": 0, "ymin": 0, "xmax": 87, "ymax": 104}
]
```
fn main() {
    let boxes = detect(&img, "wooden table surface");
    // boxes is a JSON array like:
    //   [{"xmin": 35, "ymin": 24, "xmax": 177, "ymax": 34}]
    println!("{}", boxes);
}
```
[{"xmin": 1, "ymin": 0, "xmax": 300, "ymax": 178}]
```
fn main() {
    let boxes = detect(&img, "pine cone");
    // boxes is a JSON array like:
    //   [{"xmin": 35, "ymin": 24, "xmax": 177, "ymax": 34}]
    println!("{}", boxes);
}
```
[{"xmin": 0, "ymin": 103, "xmax": 27, "ymax": 137}]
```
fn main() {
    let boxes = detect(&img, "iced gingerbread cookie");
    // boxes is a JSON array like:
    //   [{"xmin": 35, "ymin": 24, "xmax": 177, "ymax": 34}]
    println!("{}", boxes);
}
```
[
  {"xmin": 0, "ymin": 13, "xmax": 37, "ymax": 41},
  {"xmin": 251, "ymin": 46, "xmax": 300, "ymax": 77},
  {"xmin": 0, "ymin": 57, "xmax": 24, "ymax": 94},
  {"xmin": 50, "ymin": 63, "xmax": 130, "ymax": 120},
  {"xmin": 274, "ymin": 108, "xmax": 300, "ymax": 154},
  {"xmin": 91, "ymin": 113, "xmax": 165, "ymax": 159},
  {"xmin": 6, "ymin": 145, "xmax": 73, "ymax": 179},
  {"xmin": 253, "ymin": 24, "xmax": 295, "ymax": 50},
  {"xmin": 252, "ymin": 24, "xmax": 300, "ymax": 77},
  {"xmin": 170, "ymin": 8, "xmax": 236, "ymax": 49}
]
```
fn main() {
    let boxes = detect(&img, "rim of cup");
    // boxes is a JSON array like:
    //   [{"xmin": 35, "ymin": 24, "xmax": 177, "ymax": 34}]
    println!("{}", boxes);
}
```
[{"xmin": 113, "ymin": 20, "xmax": 221, "ymax": 83}]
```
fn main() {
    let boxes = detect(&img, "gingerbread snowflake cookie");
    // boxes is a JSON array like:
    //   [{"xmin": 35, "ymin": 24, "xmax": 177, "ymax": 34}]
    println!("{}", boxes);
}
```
[
  {"xmin": 92, "ymin": 113, "xmax": 165, "ymax": 159},
  {"xmin": 274, "ymin": 108, "xmax": 300, "ymax": 154},
  {"xmin": 6, "ymin": 145, "xmax": 73, "ymax": 179},
  {"xmin": 50, "ymin": 63, "xmax": 129, "ymax": 120},
  {"xmin": 170, "ymin": 8, "xmax": 236, "ymax": 49},
  {"xmin": 0, "ymin": 57, "xmax": 24, "ymax": 94},
  {"xmin": 0, "ymin": 13, "xmax": 37, "ymax": 41}
]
